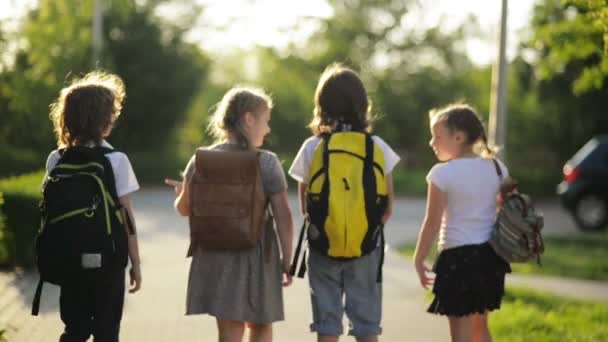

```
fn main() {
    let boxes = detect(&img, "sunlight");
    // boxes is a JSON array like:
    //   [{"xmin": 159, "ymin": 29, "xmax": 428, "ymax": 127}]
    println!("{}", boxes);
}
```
[{"xmin": 0, "ymin": 0, "xmax": 534, "ymax": 65}]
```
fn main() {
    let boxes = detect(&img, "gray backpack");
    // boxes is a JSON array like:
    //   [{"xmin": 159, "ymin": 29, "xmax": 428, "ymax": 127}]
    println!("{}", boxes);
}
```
[{"xmin": 489, "ymin": 160, "xmax": 545, "ymax": 264}]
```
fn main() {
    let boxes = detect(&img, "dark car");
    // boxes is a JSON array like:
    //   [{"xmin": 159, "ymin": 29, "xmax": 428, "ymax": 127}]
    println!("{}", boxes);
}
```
[{"xmin": 557, "ymin": 135, "xmax": 608, "ymax": 231}]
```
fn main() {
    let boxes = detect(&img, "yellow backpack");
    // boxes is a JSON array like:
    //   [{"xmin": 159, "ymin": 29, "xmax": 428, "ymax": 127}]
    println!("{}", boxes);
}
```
[{"xmin": 291, "ymin": 132, "xmax": 388, "ymax": 280}]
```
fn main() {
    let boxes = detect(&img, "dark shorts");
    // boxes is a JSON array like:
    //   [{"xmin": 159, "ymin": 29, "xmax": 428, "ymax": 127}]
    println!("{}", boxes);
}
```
[{"xmin": 428, "ymin": 242, "xmax": 511, "ymax": 317}]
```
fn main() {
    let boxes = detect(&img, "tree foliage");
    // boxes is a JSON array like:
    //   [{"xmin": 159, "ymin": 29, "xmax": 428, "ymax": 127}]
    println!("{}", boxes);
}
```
[
  {"xmin": 0, "ymin": 0, "xmax": 210, "ymax": 177},
  {"xmin": 532, "ymin": 0, "xmax": 608, "ymax": 94}
]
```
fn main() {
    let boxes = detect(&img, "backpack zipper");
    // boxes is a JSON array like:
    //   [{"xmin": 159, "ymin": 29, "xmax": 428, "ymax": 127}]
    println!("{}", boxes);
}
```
[
  {"xmin": 49, "ymin": 206, "xmax": 96, "ymax": 224},
  {"xmin": 48, "ymin": 172, "xmax": 113, "ymax": 235},
  {"xmin": 54, "ymin": 162, "xmax": 105, "ymax": 172}
]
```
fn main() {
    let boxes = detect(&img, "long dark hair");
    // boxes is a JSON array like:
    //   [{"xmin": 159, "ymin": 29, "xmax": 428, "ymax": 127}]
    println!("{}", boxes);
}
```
[{"xmin": 308, "ymin": 63, "xmax": 373, "ymax": 135}]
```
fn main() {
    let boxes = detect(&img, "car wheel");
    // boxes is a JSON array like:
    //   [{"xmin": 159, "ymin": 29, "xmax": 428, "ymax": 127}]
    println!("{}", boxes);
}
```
[{"xmin": 574, "ymin": 193, "xmax": 608, "ymax": 231}]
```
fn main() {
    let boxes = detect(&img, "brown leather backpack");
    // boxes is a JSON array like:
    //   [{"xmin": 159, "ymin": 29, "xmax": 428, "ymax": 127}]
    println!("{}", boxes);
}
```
[{"xmin": 188, "ymin": 148, "xmax": 266, "ymax": 251}]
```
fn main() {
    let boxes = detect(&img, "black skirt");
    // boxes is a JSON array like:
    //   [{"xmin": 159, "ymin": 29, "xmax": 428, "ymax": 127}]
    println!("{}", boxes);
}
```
[{"xmin": 427, "ymin": 242, "xmax": 511, "ymax": 317}]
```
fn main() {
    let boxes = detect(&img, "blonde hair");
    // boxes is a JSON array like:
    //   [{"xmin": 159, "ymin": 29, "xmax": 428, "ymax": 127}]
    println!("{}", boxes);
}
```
[
  {"xmin": 207, "ymin": 86, "xmax": 273, "ymax": 150},
  {"xmin": 429, "ymin": 103, "xmax": 498, "ymax": 158},
  {"xmin": 50, "ymin": 71, "xmax": 125, "ymax": 147}
]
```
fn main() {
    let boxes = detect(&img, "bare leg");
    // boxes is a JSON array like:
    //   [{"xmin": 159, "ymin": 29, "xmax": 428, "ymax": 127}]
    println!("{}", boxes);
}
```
[
  {"xmin": 217, "ymin": 319, "xmax": 245, "ymax": 342},
  {"xmin": 247, "ymin": 322, "xmax": 272, "ymax": 342},
  {"xmin": 472, "ymin": 313, "xmax": 492, "ymax": 342},
  {"xmin": 318, "ymin": 334, "xmax": 339, "ymax": 342},
  {"xmin": 355, "ymin": 335, "xmax": 378, "ymax": 342},
  {"xmin": 448, "ymin": 315, "xmax": 474, "ymax": 342}
]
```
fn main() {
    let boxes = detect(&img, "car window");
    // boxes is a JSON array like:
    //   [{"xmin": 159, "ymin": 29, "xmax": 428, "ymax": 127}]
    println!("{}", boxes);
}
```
[{"xmin": 571, "ymin": 138, "xmax": 598, "ymax": 166}]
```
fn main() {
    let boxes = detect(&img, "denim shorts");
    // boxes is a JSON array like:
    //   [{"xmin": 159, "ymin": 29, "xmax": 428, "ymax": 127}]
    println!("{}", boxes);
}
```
[{"xmin": 307, "ymin": 247, "xmax": 382, "ymax": 336}]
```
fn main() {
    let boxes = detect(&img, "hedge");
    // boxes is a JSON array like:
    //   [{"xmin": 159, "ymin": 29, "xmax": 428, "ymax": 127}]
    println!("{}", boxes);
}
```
[{"xmin": 0, "ymin": 171, "xmax": 44, "ymax": 267}]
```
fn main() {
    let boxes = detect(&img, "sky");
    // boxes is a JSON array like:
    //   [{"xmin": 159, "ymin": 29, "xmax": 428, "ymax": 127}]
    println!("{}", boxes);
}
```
[{"xmin": 0, "ymin": 0, "xmax": 537, "ymax": 66}]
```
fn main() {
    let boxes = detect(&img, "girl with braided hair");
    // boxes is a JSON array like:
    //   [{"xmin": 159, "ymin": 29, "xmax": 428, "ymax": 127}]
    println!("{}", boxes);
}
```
[{"xmin": 413, "ymin": 103, "xmax": 512, "ymax": 342}]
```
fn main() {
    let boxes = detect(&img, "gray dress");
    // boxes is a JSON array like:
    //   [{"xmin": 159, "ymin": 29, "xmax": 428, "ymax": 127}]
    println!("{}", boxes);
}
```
[{"xmin": 183, "ymin": 144, "xmax": 288, "ymax": 323}]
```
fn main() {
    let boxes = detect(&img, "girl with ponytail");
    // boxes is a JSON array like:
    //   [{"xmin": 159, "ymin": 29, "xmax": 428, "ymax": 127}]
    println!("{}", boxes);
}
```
[{"xmin": 413, "ymin": 103, "xmax": 512, "ymax": 342}]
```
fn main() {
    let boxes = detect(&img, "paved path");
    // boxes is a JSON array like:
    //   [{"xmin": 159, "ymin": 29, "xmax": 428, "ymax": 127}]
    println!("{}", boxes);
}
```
[
  {"xmin": 0, "ymin": 189, "xmax": 604, "ymax": 341},
  {"xmin": 0, "ymin": 189, "xmax": 448, "ymax": 341}
]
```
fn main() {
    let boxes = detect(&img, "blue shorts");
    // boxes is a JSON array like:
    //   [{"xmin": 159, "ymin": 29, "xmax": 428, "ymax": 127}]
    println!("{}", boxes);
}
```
[{"xmin": 307, "ymin": 247, "xmax": 382, "ymax": 336}]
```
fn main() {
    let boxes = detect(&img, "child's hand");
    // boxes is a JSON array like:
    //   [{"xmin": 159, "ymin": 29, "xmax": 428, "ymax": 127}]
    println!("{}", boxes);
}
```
[
  {"xmin": 281, "ymin": 260, "xmax": 293, "ymax": 287},
  {"xmin": 414, "ymin": 260, "xmax": 434, "ymax": 289},
  {"xmin": 129, "ymin": 263, "xmax": 142, "ymax": 293},
  {"xmin": 164, "ymin": 178, "xmax": 183, "ymax": 196}
]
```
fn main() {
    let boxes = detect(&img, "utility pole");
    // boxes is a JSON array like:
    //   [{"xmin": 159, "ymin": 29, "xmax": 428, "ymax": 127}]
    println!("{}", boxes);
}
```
[
  {"xmin": 92, "ymin": 0, "xmax": 104, "ymax": 68},
  {"xmin": 489, "ymin": 0, "xmax": 508, "ymax": 160}
]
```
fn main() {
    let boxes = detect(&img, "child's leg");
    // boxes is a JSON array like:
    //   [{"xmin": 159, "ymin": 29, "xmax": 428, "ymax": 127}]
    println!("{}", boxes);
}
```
[
  {"xmin": 354, "ymin": 336, "xmax": 378, "ymax": 342},
  {"xmin": 246, "ymin": 322, "xmax": 272, "ymax": 342},
  {"xmin": 343, "ymin": 248, "xmax": 382, "ymax": 340},
  {"xmin": 59, "ymin": 279, "xmax": 94, "ymax": 342},
  {"xmin": 308, "ymin": 250, "xmax": 345, "ymax": 338},
  {"xmin": 216, "ymin": 319, "xmax": 245, "ymax": 342},
  {"xmin": 448, "ymin": 315, "xmax": 474, "ymax": 342},
  {"xmin": 317, "ymin": 335, "xmax": 339, "ymax": 342},
  {"xmin": 472, "ymin": 313, "xmax": 491, "ymax": 342},
  {"xmin": 91, "ymin": 269, "xmax": 125, "ymax": 342}
]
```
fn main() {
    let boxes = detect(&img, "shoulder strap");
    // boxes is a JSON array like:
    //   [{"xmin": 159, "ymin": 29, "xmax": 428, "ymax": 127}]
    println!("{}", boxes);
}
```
[
  {"xmin": 492, "ymin": 159, "xmax": 503, "ymax": 180},
  {"xmin": 31, "ymin": 277, "xmax": 44, "ymax": 316},
  {"xmin": 93, "ymin": 146, "xmax": 121, "ymax": 204}
]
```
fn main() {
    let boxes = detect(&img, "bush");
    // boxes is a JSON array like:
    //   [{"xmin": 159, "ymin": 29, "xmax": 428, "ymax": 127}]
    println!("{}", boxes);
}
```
[
  {"xmin": 0, "ymin": 171, "xmax": 45, "ymax": 267},
  {"xmin": 0, "ymin": 146, "xmax": 44, "ymax": 178}
]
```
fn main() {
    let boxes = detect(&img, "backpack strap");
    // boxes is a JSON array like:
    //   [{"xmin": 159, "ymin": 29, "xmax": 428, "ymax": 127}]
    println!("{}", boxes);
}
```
[
  {"xmin": 289, "ymin": 220, "xmax": 308, "ymax": 277},
  {"xmin": 377, "ymin": 225, "xmax": 385, "ymax": 283},
  {"xmin": 31, "ymin": 277, "xmax": 44, "ymax": 316},
  {"xmin": 96, "ymin": 146, "xmax": 121, "ymax": 205},
  {"xmin": 492, "ymin": 159, "xmax": 503, "ymax": 179}
]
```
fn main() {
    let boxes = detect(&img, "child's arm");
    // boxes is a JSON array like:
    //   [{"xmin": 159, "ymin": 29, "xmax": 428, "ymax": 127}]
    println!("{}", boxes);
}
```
[
  {"xmin": 298, "ymin": 182, "xmax": 307, "ymax": 217},
  {"xmin": 271, "ymin": 190, "xmax": 294, "ymax": 287},
  {"xmin": 119, "ymin": 195, "xmax": 142, "ymax": 293},
  {"xmin": 382, "ymin": 174, "xmax": 394, "ymax": 224},
  {"xmin": 165, "ymin": 178, "xmax": 191, "ymax": 216},
  {"xmin": 413, "ymin": 182, "xmax": 445, "ymax": 289}
]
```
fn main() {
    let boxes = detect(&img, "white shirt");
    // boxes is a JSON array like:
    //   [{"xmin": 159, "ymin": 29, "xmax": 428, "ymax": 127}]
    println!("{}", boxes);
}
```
[
  {"xmin": 289, "ymin": 135, "xmax": 401, "ymax": 183},
  {"xmin": 45, "ymin": 140, "xmax": 140, "ymax": 197},
  {"xmin": 426, "ymin": 157, "xmax": 509, "ymax": 250}
]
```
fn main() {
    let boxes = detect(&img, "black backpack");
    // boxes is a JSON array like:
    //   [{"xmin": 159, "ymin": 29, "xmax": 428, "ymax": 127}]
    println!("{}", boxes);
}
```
[{"xmin": 31, "ymin": 146, "xmax": 129, "ymax": 315}]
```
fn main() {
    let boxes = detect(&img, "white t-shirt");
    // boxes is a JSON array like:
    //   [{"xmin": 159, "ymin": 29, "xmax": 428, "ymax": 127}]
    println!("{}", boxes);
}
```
[
  {"xmin": 426, "ymin": 157, "xmax": 509, "ymax": 250},
  {"xmin": 45, "ymin": 140, "xmax": 140, "ymax": 197},
  {"xmin": 289, "ymin": 135, "xmax": 401, "ymax": 183}
]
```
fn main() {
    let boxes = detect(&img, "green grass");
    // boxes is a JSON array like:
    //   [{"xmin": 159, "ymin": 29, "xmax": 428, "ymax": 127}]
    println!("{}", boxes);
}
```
[
  {"xmin": 510, "ymin": 232, "xmax": 608, "ymax": 281},
  {"xmin": 400, "ymin": 232, "xmax": 608, "ymax": 281},
  {"xmin": 491, "ymin": 287, "xmax": 608, "ymax": 341}
]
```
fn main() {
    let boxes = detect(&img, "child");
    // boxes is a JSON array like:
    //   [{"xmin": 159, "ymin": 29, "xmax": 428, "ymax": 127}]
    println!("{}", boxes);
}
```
[
  {"xmin": 166, "ymin": 86, "xmax": 294, "ymax": 342},
  {"xmin": 46, "ymin": 71, "xmax": 142, "ymax": 341},
  {"xmin": 413, "ymin": 104, "xmax": 511, "ymax": 342},
  {"xmin": 289, "ymin": 64, "xmax": 400, "ymax": 342}
]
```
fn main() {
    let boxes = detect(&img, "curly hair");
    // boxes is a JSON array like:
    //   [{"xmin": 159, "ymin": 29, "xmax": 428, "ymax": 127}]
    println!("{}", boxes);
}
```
[
  {"xmin": 49, "ymin": 71, "xmax": 125, "ymax": 147},
  {"xmin": 207, "ymin": 86, "xmax": 273, "ymax": 150},
  {"xmin": 308, "ymin": 63, "xmax": 373, "ymax": 135}
]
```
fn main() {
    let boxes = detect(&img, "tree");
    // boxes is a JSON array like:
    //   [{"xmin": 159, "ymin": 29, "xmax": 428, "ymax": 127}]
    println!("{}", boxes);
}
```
[
  {"xmin": 249, "ymin": 0, "xmax": 478, "ymax": 166},
  {"xmin": 524, "ymin": 0, "xmax": 608, "ymax": 164},
  {"xmin": 532, "ymin": 0, "xmax": 608, "ymax": 94},
  {"xmin": 0, "ymin": 0, "xmax": 210, "ymax": 176}
]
